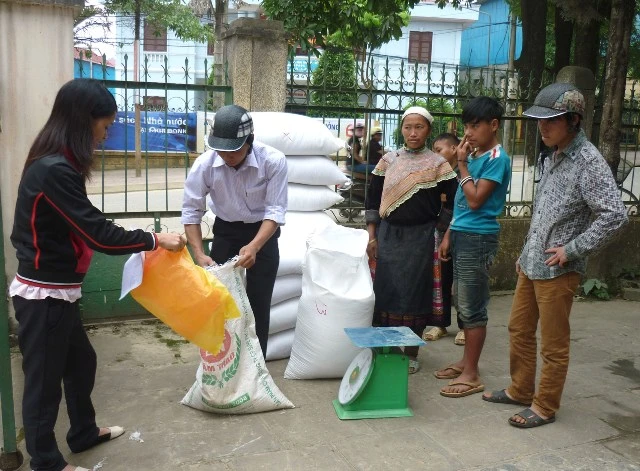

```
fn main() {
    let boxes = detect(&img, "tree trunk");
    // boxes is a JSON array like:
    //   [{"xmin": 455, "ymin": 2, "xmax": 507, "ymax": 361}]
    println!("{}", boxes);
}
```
[
  {"xmin": 598, "ymin": 0, "xmax": 635, "ymax": 176},
  {"xmin": 573, "ymin": 19, "xmax": 601, "ymax": 76},
  {"xmin": 553, "ymin": 5, "xmax": 573, "ymax": 76},
  {"xmin": 212, "ymin": 0, "xmax": 228, "ymax": 110},
  {"xmin": 515, "ymin": 0, "xmax": 548, "ymax": 166}
]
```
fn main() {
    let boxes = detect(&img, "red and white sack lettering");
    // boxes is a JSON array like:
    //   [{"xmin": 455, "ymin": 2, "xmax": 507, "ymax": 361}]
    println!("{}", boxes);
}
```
[{"xmin": 181, "ymin": 261, "xmax": 294, "ymax": 414}]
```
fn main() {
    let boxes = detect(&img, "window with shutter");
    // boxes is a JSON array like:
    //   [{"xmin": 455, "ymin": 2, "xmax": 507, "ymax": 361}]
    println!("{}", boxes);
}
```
[
  {"xmin": 144, "ymin": 20, "xmax": 168, "ymax": 52},
  {"xmin": 408, "ymin": 31, "xmax": 433, "ymax": 64}
]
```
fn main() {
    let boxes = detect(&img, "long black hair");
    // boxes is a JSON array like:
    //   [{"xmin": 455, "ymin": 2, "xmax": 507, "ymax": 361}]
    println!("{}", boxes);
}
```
[{"xmin": 23, "ymin": 78, "xmax": 117, "ymax": 180}]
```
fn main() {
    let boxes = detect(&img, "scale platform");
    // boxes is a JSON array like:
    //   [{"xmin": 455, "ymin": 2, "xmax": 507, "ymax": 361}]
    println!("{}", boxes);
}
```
[{"xmin": 333, "ymin": 327, "xmax": 425, "ymax": 420}]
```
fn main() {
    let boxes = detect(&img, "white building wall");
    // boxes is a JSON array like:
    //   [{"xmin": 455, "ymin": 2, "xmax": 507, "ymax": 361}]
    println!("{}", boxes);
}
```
[
  {"xmin": 376, "ymin": 3, "xmax": 477, "ymax": 62},
  {"xmin": 368, "ymin": 3, "xmax": 477, "ymax": 136},
  {"xmin": 114, "ymin": 16, "xmax": 214, "ymax": 112},
  {"xmin": 0, "ymin": 1, "xmax": 79, "ymax": 313}
]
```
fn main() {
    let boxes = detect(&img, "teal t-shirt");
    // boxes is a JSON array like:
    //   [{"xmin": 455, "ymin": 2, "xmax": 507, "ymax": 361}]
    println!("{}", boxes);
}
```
[{"xmin": 450, "ymin": 144, "xmax": 511, "ymax": 234}]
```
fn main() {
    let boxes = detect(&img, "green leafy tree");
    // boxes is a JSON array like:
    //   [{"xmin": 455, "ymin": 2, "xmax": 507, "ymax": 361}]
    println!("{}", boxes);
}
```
[
  {"xmin": 104, "ymin": 0, "xmax": 213, "ymax": 45},
  {"xmin": 262, "ymin": 0, "xmax": 418, "ymax": 54},
  {"xmin": 262, "ymin": 0, "xmax": 419, "ymax": 91},
  {"xmin": 309, "ymin": 46, "xmax": 362, "ymax": 118}
]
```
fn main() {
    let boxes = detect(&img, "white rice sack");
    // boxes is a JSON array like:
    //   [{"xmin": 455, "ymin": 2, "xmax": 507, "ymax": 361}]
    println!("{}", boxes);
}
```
[
  {"xmin": 269, "ymin": 297, "xmax": 300, "ymax": 335},
  {"xmin": 266, "ymin": 329, "xmax": 295, "ymax": 361},
  {"xmin": 286, "ymin": 156, "xmax": 348, "ymax": 185},
  {"xmin": 271, "ymin": 274, "xmax": 302, "ymax": 305},
  {"xmin": 284, "ymin": 225, "xmax": 374, "ymax": 379},
  {"xmin": 288, "ymin": 184, "xmax": 343, "ymax": 212},
  {"xmin": 277, "ymin": 239, "xmax": 307, "ymax": 277},
  {"xmin": 181, "ymin": 261, "xmax": 294, "ymax": 414},
  {"xmin": 284, "ymin": 210, "xmax": 336, "ymax": 227},
  {"xmin": 278, "ymin": 211, "xmax": 336, "ymax": 276},
  {"xmin": 250, "ymin": 112, "xmax": 345, "ymax": 155}
]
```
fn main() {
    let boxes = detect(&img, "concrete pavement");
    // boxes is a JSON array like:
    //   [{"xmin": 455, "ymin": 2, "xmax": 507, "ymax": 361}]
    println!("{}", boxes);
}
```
[{"xmin": 4, "ymin": 294, "xmax": 640, "ymax": 470}]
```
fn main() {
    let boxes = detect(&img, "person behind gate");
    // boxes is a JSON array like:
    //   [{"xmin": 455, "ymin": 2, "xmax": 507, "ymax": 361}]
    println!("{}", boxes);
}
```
[
  {"xmin": 182, "ymin": 105, "xmax": 288, "ymax": 359},
  {"xmin": 10, "ymin": 78, "xmax": 186, "ymax": 471},
  {"xmin": 482, "ymin": 83, "xmax": 628, "ymax": 428}
]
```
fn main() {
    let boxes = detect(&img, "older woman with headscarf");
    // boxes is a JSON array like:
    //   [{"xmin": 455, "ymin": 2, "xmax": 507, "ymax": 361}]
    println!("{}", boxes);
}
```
[{"xmin": 365, "ymin": 106, "xmax": 458, "ymax": 374}]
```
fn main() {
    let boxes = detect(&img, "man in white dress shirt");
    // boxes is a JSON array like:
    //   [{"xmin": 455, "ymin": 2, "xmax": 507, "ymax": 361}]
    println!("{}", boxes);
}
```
[{"xmin": 182, "ymin": 105, "xmax": 288, "ymax": 357}]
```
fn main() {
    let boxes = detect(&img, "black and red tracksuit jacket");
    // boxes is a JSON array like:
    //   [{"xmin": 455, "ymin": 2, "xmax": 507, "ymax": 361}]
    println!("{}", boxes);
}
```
[{"xmin": 11, "ymin": 153, "xmax": 157, "ymax": 289}]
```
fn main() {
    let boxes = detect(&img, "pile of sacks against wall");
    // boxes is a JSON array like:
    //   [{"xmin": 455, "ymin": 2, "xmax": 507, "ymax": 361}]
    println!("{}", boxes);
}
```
[
  {"xmin": 204, "ymin": 112, "xmax": 348, "ymax": 360},
  {"xmin": 249, "ymin": 113, "xmax": 349, "ymax": 361}
]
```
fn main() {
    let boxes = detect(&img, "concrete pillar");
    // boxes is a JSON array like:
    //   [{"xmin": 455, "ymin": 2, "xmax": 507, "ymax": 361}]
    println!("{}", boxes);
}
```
[
  {"xmin": 221, "ymin": 18, "xmax": 288, "ymax": 112},
  {"xmin": 556, "ymin": 66, "xmax": 597, "ymax": 139},
  {"xmin": 0, "ymin": 0, "xmax": 82, "ymax": 315}
]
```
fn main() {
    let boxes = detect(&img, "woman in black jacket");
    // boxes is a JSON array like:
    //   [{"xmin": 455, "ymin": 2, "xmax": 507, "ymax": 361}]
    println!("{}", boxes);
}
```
[{"xmin": 10, "ymin": 79, "xmax": 185, "ymax": 471}]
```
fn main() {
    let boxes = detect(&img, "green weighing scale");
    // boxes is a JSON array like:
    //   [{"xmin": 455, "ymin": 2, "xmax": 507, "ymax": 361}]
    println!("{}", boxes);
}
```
[{"xmin": 333, "ymin": 326, "xmax": 426, "ymax": 420}]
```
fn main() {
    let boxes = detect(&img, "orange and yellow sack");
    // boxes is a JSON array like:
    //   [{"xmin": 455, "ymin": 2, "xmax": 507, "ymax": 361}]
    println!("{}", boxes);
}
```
[{"xmin": 131, "ymin": 247, "xmax": 240, "ymax": 354}]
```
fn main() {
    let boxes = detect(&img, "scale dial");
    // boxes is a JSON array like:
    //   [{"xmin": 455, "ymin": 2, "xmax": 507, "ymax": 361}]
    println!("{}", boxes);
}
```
[{"xmin": 338, "ymin": 348, "xmax": 375, "ymax": 405}]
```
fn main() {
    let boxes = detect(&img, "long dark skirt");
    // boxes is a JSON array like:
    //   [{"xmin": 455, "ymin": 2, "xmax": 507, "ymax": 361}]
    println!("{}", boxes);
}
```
[{"xmin": 373, "ymin": 220, "xmax": 452, "ymax": 336}]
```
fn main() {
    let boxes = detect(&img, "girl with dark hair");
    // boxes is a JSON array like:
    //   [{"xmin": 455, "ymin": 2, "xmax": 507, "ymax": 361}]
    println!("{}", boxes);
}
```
[{"xmin": 10, "ymin": 79, "xmax": 186, "ymax": 471}]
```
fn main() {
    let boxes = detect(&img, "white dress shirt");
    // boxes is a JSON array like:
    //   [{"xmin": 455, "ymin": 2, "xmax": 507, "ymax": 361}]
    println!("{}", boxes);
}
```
[{"xmin": 181, "ymin": 141, "xmax": 288, "ymax": 226}]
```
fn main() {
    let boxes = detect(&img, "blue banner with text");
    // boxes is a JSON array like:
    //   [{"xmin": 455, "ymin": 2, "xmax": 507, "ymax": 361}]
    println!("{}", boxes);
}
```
[{"xmin": 103, "ymin": 111, "xmax": 197, "ymax": 152}]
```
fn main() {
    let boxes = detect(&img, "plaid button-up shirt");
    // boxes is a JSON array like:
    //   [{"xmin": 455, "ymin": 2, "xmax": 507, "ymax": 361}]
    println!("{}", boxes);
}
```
[{"xmin": 519, "ymin": 130, "xmax": 628, "ymax": 280}]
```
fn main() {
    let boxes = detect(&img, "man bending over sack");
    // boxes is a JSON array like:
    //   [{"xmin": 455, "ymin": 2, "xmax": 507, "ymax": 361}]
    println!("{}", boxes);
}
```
[{"xmin": 182, "ymin": 105, "xmax": 288, "ymax": 358}]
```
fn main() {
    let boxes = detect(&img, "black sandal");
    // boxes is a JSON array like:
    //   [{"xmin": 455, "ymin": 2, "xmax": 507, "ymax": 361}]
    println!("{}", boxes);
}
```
[
  {"xmin": 482, "ymin": 389, "xmax": 531, "ymax": 406},
  {"xmin": 508, "ymin": 408, "xmax": 556, "ymax": 428}
]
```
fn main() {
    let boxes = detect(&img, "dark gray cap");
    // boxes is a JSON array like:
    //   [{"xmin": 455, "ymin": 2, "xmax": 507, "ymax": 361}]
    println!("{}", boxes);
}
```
[
  {"xmin": 523, "ymin": 83, "xmax": 585, "ymax": 119},
  {"xmin": 208, "ymin": 105, "xmax": 254, "ymax": 151}
]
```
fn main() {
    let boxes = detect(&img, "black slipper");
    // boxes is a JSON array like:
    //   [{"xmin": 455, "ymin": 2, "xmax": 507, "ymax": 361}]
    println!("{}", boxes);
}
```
[
  {"xmin": 92, "ymin": 426, "xmax": 126, "ymax": 448},
  {"xmin": 482, "ymin": 389, "xmax": 531, "ymax": 406},
  {"xmin": 508, "ymin": 408, "xmax": 556, "ymax": 428}
]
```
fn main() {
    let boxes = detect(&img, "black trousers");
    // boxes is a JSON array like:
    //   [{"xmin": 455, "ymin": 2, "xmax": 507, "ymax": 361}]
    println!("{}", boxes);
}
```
[
  {"xmin": 209, "ymin": 219, "xmax": 280, "ymax": 358},
  {"xmin": 14, "ymin": 296, "xmax": 100, "ymax": 471}
]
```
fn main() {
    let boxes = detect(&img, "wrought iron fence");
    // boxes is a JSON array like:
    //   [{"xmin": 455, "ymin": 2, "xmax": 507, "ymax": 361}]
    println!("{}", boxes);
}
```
[
  {"xmin": 79, "ymin": 55, "xmax": 233, "ymax": 237},
  {"xmin": 286, "ymin": 51, "xmax": 639, "ymax": 224},
  {"xmin": 593, "ymin": 79, "xmax": 640, "ymax": 216}
]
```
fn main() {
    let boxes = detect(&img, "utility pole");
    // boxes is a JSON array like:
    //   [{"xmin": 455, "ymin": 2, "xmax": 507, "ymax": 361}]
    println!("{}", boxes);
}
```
[{"xmin": 134, "ymin": 0, "xmax": 142, "ymax": 177}]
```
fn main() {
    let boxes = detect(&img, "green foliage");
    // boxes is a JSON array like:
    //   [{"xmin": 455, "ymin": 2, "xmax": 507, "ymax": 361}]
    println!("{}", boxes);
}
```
[
  {"xmin": 206, "ymin": 63, "xmax": 228, "ymax": 110},
  {"xmin": 433, "ymin": 0, "xmax": 464, "ymax": 8},
  {"xmin": 75, "ymin": 5, "xmax": 103, "ymax": 27},
  {"xmin": 261, "ymin": 0, "xmax": 419, "ymax": 54},
  {"xmin": 309, "ymin": 47, "xmax": 362, "ymax": 118},
  {"xmin": 581, "ymin": 278, "xmax": 611, "ymax": 300},
  {"xmin": 104, "ymin": 0, "xmax": 213, "ymax": 43}
]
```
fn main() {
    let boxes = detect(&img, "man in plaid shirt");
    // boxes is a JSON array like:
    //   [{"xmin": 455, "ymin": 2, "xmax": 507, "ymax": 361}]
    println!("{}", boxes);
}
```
[{"xmin": 482, "ymin": 83, "xmax": 628, "ymax": 428}]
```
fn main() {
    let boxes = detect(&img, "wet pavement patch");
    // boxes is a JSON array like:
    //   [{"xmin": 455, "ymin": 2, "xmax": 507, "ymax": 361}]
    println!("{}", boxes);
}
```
[{"xmin": 606, "ymin": 359, "xmax": 640, "ymax": 385}]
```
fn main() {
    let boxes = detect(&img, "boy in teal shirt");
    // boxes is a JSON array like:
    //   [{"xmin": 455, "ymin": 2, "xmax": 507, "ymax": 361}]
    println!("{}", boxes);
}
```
[{"xmin": 436, "ymin": 97, "xmax": 511, "ymax": 397}]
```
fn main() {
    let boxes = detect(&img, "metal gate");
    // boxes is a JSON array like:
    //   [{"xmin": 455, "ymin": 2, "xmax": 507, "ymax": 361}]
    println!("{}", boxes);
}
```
[
  {"xmin": 285, "ymin": 51, "xmax": 639, "ymax": 224},
  {"xmin": 82, "ymin": 56, "xmax": 233, "ymax": 321}
]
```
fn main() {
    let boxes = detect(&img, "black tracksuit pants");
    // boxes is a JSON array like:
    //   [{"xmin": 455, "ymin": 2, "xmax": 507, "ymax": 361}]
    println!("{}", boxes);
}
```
[
  {"xmin": 14, "ymin": 296, "xmax": 100, "ymax": 471},
  {"xmin": 209, "ymin": 218, "xmax": 280, "ymax": 359}
]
